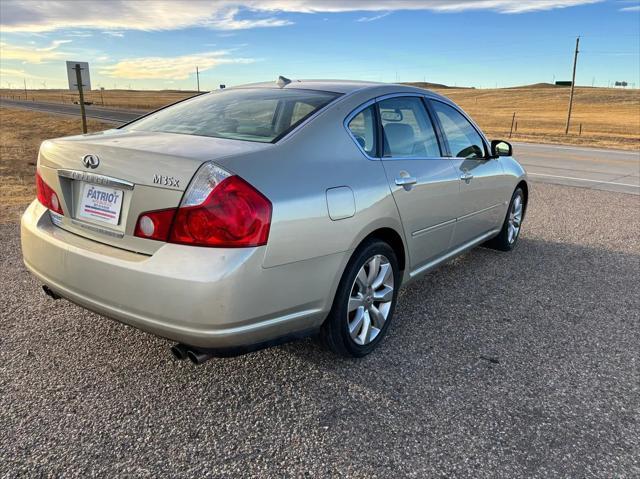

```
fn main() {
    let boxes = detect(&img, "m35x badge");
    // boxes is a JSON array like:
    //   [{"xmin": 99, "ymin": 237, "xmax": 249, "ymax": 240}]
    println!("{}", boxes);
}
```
[{"xmin": 153, "ymin": 174, "xmax": 180, "ymax": 188}]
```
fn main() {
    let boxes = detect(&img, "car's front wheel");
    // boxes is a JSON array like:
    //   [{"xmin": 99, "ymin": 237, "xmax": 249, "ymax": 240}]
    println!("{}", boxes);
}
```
[
  {"xmin": 321, "ymin": 239, "xmax": 400, "ymax": 357},
  {"xmin": 486, "ymin": 186, "xmax": 525, "ymax": 251}
]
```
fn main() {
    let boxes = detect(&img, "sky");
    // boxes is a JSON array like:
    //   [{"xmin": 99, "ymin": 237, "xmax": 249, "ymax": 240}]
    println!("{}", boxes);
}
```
[{"xmin": 1, "ymin": 0, "xmax": 639, "ymax": 91}]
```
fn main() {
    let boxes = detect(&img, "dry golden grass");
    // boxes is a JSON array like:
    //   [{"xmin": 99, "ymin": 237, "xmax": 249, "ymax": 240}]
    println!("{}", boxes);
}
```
[
  {"xmin": 0, "ymin": 107, "xmax": 111, "ymax": 224},
  {"xmin": 2, "ymin": 85, "xmax": 638, "ymax": 150},
  {"xmin": 427, "ymin": 85, "xmax": 640, "ymax": 150},
  {"xmin": 0, "ymin": 89, "xmax": 195, "ymax": 111}
]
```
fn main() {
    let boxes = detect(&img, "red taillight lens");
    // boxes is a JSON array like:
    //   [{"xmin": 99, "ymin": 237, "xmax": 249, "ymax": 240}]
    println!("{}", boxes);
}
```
[
  {"xmin": 36, "ymin": 171, "xmax": 64, "ymax": 215},
  {"xmin": 133, "ymin": 208, "xmax": 176, "ymax": 242},
  {"xmin": 169, "ymin": 176, "xmax": 271, "ymax": 247}
]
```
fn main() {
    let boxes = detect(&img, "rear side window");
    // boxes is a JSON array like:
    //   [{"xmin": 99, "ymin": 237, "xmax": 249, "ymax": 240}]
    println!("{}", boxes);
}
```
[
  {"xmin": 379, "ymin": 97, "xmax": 441, "ymax": 158},
  {"xmin": 125, "ymin": 88, "xmax": 340, "ymax": 143},
  {"xmin": 348, "ymin": 105, "xmax": 378, "ymax": 157},
  {"xmin": 431, "ymin": 101, "xmax": 486, "ymax": 158}
]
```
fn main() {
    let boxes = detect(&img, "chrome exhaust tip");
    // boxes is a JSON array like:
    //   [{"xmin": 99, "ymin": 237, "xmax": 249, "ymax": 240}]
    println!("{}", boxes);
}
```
[
  {"xmin": 170, "ymin": 343, "xmax": 190, "ymax": 360},
  {"xmin": 187, "ymin": 349, "xmax": 213, "ymax": 365},
  {"xmin": 42, "ymin": 285, "xmax": 61, "ymax": 300}
]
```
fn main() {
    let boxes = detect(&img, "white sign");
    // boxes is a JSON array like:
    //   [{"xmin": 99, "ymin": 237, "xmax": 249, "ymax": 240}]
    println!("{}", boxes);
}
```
[
  {"xmin": 66, "ymin": 61, "xmax": 91, "ymax": 91},
  {"xmin": 78, "ymin": 183, "xmax": 123, "ymax": 226}
]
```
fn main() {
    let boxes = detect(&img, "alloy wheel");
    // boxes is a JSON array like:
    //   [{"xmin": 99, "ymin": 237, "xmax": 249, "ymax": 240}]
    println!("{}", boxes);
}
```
[
  {"xmin": 508, "ymin": 193, "xmax": 523, "ymax": 244},
  {"xmin": 347, "ymin": 254, "xmax": 394, "ymax": 346}
]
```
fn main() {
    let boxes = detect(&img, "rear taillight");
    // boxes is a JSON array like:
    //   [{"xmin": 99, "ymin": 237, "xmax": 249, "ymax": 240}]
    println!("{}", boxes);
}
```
[
  {"xmin": 36, "ymin": 171, "xmax": 64, "ymax": 215},
  {"xmin": 133, "ymin": 208, "xmax": 176, "ymax": 242},
  {"xmin": 134, "ymin": 162, "xmax": 272, "ymax": 248}
]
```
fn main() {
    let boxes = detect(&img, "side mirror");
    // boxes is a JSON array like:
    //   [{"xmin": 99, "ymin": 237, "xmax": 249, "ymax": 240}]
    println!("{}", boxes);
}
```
[{"xmin": 491, "ymin": 140, "xmax": 513, "ymax": 157}]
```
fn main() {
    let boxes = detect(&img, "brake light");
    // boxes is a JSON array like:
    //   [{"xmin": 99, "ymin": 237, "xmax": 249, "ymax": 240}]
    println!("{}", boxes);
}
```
[
  {"xmin": 36, "ymin": 171, "xmax": 64, "ymax": 215},
  {"xmin": 134, "ymin": 162, "xmax": 272, "ymax": 248}
]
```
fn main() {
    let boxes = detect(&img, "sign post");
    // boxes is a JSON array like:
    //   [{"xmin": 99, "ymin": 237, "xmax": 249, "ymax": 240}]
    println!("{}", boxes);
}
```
[{"xmin": 66, "ymin": 61, "xmax": 91, "ymax": 133}]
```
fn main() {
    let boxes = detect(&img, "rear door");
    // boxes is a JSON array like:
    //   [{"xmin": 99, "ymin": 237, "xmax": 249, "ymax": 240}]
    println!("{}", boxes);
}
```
[
  {"xmin": 376, "ymin": 95, "xmax": 460, "ymax": 271},
  {"xmin": 428, "ymin": 99, "xmax": 506, "ymax": 246}
]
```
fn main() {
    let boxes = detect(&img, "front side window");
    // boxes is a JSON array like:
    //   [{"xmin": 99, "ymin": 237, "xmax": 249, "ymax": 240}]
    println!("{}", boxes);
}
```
[
  {"xmin": 125, "ymin": 88, "xmax": 340, "ymax": 143},
  {"xmin": 431, "ymin": 101, "xmax": 486, "ymax": 158},
  {"xmin": 379, "ymin": 97, "xmax": 441, "ymax": 158},
  {"xmin": 348, "ymin": 105, "xmax": 378, "ymax": 157}
]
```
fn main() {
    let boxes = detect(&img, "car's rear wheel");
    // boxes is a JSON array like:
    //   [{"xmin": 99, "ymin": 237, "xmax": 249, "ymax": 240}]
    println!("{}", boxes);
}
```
[
  {"xmin": 321, "ymin": 239, "xmax": 400, "ymax": 357},
  {"xmin": 485, "ymin": 187, "xmax": 525, "ymax": 251}
]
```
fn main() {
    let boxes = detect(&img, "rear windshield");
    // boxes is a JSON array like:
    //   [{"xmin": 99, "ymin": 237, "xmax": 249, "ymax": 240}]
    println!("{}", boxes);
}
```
[{"xmin": 124, "ymin": 88, "xmax": 340, "ymax": 143}]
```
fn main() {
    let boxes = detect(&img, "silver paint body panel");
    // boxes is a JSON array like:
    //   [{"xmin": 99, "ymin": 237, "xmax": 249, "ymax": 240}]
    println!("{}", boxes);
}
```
[{"xmin": 21, "ymin": 80, "xmax": 527, "ymax": 348}]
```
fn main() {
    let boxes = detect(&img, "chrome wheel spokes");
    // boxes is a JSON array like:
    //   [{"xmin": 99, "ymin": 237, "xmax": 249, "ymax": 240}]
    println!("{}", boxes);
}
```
[
  {"xmin": 508, "ymin": 194, "xmax": 523, "ymax": 244},
  {"xmin": 347, "ymin": 254, "xmax": 394, "ymax": 346}
]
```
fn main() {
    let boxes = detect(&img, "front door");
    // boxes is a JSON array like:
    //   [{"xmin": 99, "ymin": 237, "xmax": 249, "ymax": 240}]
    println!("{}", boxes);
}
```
[{"xmin": 429, "ymin": 99, "xmax": 506, "ymax": 246}]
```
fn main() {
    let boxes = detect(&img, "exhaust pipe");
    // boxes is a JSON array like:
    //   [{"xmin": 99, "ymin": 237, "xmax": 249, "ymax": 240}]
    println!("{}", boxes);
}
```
[
  {"xmin": 187, "ymin": 349, "xmax": 214, "ymax": 365},
  {"xmin": 170, "ymin": 343, "xmax": 190, "ymax": 360},
  {"xmin": 42, "ymin": 285, "xmax": 61, "ymax": 300},
  {"xmin": 170, "ymin": 343, "xmax": 214, "ymax": 364}
]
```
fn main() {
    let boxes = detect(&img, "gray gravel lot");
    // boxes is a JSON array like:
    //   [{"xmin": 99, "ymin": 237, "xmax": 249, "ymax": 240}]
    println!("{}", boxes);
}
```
[{"xmin": 1, "ymin": 183, "xmax": 639, "ymax": 478}]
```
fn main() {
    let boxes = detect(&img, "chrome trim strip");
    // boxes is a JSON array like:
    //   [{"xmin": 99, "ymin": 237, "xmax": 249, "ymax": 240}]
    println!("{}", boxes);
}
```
[
  {"xmin": 457, "ymin": 203, "xmax": 503, "ymax": 221},
  {"xmin": 411, "ymin": 218, "xmax": 456, "ymax": 237},
  {"xmin": 409, "ymin": 229, "xmax": 500, "ymax": 279},
  {"xmin": 384, "ymin": 156, "xmax": 452, "ymax": 162},
  {"xmin": 70, "ymin": 219, "xmax": 125, "ymax": 238},
  {"xmin": 58, "ymin": 169, "xmax": 135, "ymax": 190}
]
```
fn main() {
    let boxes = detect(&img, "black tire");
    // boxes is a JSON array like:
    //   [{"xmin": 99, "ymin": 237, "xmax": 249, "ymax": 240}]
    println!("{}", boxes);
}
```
[
  {"xmin": 485, "ymin": 187, "xmax": 525, "ymax": 252},
  {"xmin": 321, "ymin": 239, "xmax": 400, "ymax": 357}
]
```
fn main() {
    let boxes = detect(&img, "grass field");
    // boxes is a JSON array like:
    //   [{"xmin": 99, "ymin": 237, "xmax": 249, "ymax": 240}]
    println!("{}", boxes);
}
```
[
  {"xmin": 0, "ymin": 84, "xmax": 638, "ymax": 223},
  {"xmin": 428, "ymin": 85, "xmax": 640, "ymax": 151},
  {"xmin": 1, "ymin": 84, "xmax": 639, "ymax": 150},
  {"xmin": 0, "ymin": 107, "xmax": 111, "ymax": 224}
]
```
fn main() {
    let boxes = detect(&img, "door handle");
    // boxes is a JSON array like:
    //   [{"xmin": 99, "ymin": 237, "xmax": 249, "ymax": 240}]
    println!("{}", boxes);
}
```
[
  {"xmin": 395, "ymin": 176, "xmax": 417, "ymax": 186},
  {"xmin": 460, "ymin": 172, "xmax": 474, "ymax": 183}
]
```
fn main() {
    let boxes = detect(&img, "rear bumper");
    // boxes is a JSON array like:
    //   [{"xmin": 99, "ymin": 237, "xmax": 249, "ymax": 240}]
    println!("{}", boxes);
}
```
[{"xmin": 21, "ymin": 201, "xmax": 345, "ymax": 348}]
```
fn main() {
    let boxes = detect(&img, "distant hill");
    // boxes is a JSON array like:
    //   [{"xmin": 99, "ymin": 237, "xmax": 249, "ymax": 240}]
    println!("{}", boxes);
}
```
[{"xmin": 506, "ymin": 83, "xmax": 559, "ymax": 89}]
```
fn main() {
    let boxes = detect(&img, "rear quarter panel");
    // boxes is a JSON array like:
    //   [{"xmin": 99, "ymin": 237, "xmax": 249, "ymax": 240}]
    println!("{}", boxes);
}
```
[{"xmin": 216, "ymin": 91, "xmax": 407, "ymax": 270}]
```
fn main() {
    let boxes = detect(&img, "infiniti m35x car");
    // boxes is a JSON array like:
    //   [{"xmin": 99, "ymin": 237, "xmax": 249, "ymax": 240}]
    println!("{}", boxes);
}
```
[{"xmin": 21, "ymin": 80, "xmax": 528, "ymax": 363}]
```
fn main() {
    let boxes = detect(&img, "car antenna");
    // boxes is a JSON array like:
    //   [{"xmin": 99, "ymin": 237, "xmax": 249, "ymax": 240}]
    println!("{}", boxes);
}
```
[{"xmin": 276, "ymin": 75, "xmax": 292, "ymax": 88}]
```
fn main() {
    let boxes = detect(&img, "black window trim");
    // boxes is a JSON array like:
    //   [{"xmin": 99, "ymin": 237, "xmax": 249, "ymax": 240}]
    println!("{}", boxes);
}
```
[
  {"xmin": 427, "ymin": 98, "xmax": 490, "ymax": 159},
  {"xmin": 344, "ymin": 99, "xmax": 379, "ymax": 160},
  {"xmin": 376, "ymin": 93, "xmax": 449, "ymax": 160}
]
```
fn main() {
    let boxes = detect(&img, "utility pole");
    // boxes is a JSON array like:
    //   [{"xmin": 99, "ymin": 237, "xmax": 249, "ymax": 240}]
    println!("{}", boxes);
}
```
[
  {"xmin": 23, "ymin": 78, "xmax": 28, "ymax": 100},
  {"xmin": 74, "ymin": 63, "xmax": 88, "ymax": 133},
  {"xmin": 196, "ymin": 66, "xmax": 200, "ymax": 92},
  {"xmin": 565, "ymin": 36, "xmax": 580, "ymax": 135}
]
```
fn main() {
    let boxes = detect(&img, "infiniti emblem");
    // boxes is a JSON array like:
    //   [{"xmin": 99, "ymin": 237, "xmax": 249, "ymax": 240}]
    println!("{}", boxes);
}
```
[{"xmin": 82, "ymin": 154, "xmax": 100, "ymax": 169}]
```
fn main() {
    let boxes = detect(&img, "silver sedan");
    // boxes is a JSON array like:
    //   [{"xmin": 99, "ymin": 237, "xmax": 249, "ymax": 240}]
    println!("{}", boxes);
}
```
[{"xmin": 21, "ymin": 79, "xmax": 527, "ymax": 363}]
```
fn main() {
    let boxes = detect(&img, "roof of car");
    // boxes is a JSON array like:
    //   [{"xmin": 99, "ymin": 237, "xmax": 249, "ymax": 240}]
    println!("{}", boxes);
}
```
[{"xmin": 232, "ymin": 79, "xmax": 430, "ymax": 95}]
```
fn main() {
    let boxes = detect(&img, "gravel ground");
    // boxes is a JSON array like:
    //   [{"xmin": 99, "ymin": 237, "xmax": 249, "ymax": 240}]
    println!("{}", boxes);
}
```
[{"xmin": 1, "ymin": 183, "xmax": 639, "ymax": 478}]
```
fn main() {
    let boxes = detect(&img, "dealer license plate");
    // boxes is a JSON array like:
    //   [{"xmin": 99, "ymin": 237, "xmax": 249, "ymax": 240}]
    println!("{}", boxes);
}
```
[{"xmin": 78, "ymin": 183, "xmax": 124, "ymax": 226}]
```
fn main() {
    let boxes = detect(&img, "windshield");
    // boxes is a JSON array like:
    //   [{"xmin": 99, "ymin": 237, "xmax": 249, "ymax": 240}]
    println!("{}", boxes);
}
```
[{"xmin": 124, "ymin": 88, "xmax": 340, "ymax": 143}]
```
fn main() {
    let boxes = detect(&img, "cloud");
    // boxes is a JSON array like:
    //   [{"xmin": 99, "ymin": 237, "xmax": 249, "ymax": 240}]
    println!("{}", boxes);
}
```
[
  {"xmin": 0, "ymin": 1, "xmax": 290, "ymax": 32},
  {"xmin": 0, "ymin": 40, "xmax": 70, "ymax": 63},
  {"xmin": 103, "ymin": 31, "xmax": 124, "ymax": 37},
  {"xmin": 619, "ymin": 5, "xmax": 640, "ymax": 11},
  {"xmin": 357, "ymin": 12, "xmax": 392, "ymax": 22},
  {"xmin": 0, "ymin": 0, "xmax": 603, "ymax": 32},
  {"xmin": 244, "ymin": 1, "xmax": 603, "ymax": 14},
  {"xmin": 98, "ymin": 51, "xmax": 255, "ymax": 80},
  {"xmin": 0, "ymin": 67, "xmax": 50, "ymax": 81}
]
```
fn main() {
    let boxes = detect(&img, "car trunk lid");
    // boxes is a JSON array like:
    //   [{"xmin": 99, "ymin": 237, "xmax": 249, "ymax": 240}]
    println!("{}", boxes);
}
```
[{"xmin": 37, "ymin": 129, "xmax": 272, "ymax": 255}]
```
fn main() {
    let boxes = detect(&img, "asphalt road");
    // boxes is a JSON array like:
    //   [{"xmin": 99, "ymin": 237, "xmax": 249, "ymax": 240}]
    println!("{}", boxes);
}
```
[
  {"xmin": 1, "ymin": 183, "xmax": 639, "ymax": 477},
  {"xmin": 3, "ymin": 98, "xmax": 639, "ymax": 196}
]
